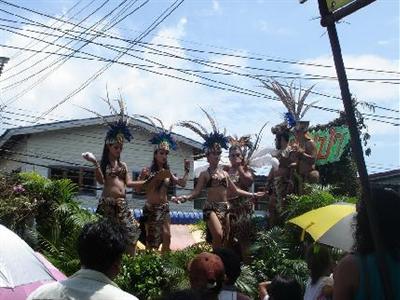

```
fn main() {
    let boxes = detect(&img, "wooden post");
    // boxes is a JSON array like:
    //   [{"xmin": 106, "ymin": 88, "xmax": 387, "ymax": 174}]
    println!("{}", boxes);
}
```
[{"xmin": 317, "ymin": 1, "xmax": 394, "ymax": 298}]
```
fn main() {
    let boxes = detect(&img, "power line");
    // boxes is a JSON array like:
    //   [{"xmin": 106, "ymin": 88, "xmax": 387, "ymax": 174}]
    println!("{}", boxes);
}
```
[
  {"xmin": 0, "ymin": 0, "xmax": 145, "ymax": 98},
  {"xmin": 36, "ymin": 0, "xmax": 185, "ymax": 121},
  {"xmin": 1, "ymin": 2, "xmax": 398, "ymax": 120},
  {"xmin": 0, "ymin": 8, "xmax": 398, "ymax": 116},
  {"xmin": 5, "ymin": 0, "xmax": 95, "ymax": 71}
]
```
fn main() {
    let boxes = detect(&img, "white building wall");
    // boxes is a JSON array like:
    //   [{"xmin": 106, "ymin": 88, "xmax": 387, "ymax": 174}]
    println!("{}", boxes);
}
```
[{"xmin": 0, "ymin": 124, "xmax": 198, "ymax": 211}]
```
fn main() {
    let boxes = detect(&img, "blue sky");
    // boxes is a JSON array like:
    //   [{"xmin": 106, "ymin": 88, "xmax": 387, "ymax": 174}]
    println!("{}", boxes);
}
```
[{"xmin": 0, "ymin": 0, "xmax": 399, "ymax": 174}]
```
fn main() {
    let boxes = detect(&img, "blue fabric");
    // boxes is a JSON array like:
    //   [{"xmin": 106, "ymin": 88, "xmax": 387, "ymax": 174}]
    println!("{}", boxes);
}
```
[{"xmin": 355, "ymin": 253, "xmax": 400, "ymax": 300}]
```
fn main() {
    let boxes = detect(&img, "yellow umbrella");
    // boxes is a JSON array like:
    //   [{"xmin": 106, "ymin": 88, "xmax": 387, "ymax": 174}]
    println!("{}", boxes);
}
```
[{"xmin": 288, "ymin": 203, "xmax": 356, "ymax": 251}]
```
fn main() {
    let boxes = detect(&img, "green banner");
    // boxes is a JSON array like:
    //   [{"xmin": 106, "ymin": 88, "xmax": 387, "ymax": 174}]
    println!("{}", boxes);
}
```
[
  {"xmin": 310, "ymin": 125, "xmax": 351, "ymax": 165},
  {"xmin": 289, "ymin": 125, "xmax": 351, "ymax": 165},
  {"xmin": 326, "ymin": 0, "xmax": 355, "ymax": 12}
]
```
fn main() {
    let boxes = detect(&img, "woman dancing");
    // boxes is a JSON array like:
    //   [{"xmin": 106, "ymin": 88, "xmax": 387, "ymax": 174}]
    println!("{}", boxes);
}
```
[
  {"xmin": 136, "ymin": 116, "xmax": 190, "ymax": 253},
  {"xmin": 225, "ymin": 126, "xmax": 267, "ymax": 260},
  {"xmin": 82, "ymin": 98, "xmax": 143, "ymax": 255},
  {"xmin": 173, "ymin": 109, "xmax": 265, "ymax": 249}
]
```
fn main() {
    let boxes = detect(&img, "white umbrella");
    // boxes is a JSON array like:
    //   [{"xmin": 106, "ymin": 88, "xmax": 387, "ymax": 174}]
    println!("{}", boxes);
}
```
[{"xmin": 0, "ymin": 225, "xmax": 66, "ymax": 299}]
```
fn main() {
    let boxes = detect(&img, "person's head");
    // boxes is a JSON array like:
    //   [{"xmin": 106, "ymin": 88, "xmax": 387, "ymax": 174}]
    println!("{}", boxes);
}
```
[
  {"xmin": 275, "ymin": 131, "xmax": 290, "ymax": 150},
  {"xmin": 107, "ymin": 142, "xmax": 123, "ymax": 159},
  {"xmin": 77, "ymin": 219, "xmax": 128, "ymax": 279},
  {"xmin": 267, "ymin": 275, "xmax": 302, "ymax": 300},
  {"xmin": 213, "ymin": 247, "xmax": 241, "ymax": 285},
  {"xmin": 100, "ymin": 142, "xmax": 123, "ymax": 175},
  {"xmin": 305, "ymin": 244, "xmax": 332, "ymax": 284},
  {"xmin": 228, "ymin": 145, "xmax": 244, "ymax": 167},
  {"xmin": 188, "ymin": 252, "xmax": 225, "ymax": 294},
  {"xmin": 354, "ymin": 187, "xmax": 400, "ymax": 258},
  {"xmin": 294, "ymin": 121, "xmax": 309, "ymax": 139},
  {"xmin": 151, "ymin": 148, "xmax": 170, "ymax": 172},
  {"xmin": 206, "ymin": 145, "xmax": 222, "ymax": 167}
]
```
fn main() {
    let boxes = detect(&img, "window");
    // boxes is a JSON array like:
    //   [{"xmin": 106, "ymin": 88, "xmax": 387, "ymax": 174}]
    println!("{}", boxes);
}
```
[{"xmin": 49, "ymin": 166, "xmax": 97, "ymax": 196}]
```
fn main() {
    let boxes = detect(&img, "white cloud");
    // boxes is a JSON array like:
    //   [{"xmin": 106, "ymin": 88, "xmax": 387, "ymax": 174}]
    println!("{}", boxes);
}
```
[
  {"xmin": 257, "ymin": 20, "xmax": 292, "ymax": 36},
  {"xmin": 212, "ymin": 0, "xmax": 220, "ymax": 12},
  {"xmin": 0, "ymin": 16, "xmax": 280, "ymax": 150}
]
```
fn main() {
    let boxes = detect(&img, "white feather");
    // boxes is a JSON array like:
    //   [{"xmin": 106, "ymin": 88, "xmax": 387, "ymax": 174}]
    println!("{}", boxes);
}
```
[
  {"xmin": 248, "ymin": 153, "xmax": 280, "ymax": 170},
  {"xmin": 251, "ymin": 147, "xmax": 276, "ymax": 159}
]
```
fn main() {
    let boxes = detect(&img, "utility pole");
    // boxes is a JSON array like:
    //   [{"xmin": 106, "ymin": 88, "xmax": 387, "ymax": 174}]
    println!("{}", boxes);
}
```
[{"xmin": 305, "ymin": 0, "xmax": 393, "ymax": 298}]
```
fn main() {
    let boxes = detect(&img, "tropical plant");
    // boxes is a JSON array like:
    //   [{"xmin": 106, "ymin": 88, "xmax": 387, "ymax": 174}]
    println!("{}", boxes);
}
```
[
  {"xmin": 0, "ymin": 172, "xmax": 39, "ymax": 239},
  {"xmin": 115, "ymin": 242, "xmax": 212, "ymax": 299},
  {"xmin": 250, "ymin": 226, "xmax": 308, "ymax": 288},
  {"xmin": 0, "ymin": 171, "xmax": 98, "ymax": 275}
]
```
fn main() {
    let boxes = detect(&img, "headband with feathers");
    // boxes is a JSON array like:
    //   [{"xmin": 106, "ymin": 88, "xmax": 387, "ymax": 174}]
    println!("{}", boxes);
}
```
[
  {"xmin": 262, "ymin": 79, "xmax": 316, "ymax": 129},
  {"xmin": 79, "ymin": 90, "xmax": 133, "ymax": 144},
  {"xmin": 134, "ymin": 115, "xmax": 177, "ymax": 152},
  {"xmin": 178, "ymin": 108, "xmax": 229, "ymax": 153},
  {"xmin": 228, "ymin": 122, "xmax": 278, "ymax": 170}
]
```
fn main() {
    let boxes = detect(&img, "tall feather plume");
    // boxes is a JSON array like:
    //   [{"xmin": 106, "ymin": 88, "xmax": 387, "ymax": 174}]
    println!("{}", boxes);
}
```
[
  {"xmin": 263, "ymin": 79, "xmax": 315, "ymax": 121},
  {"xmin": 151, "ymin": 116, "xmax": 166, "ymax": 132},
  {"xmin": 296, "ymin": 84, "xmax": 315, "ymax": 117},
  {"xmin": 200, "ymin": 107, "xmax": 218, "ymax": 133},
  {"xmin": 247, "ymin": 122, "xmax": 268, "ymax": 160},
  {"xmin": 100, "ymin": 86, "xmax": 118, "ymax": 116},
  {"xmin": 178, "ymin": 121, "xmax": 207, "ymax": 140},
  {"xmin": 133, "ymin": 114, "xmax": 159, "ymax": 132},
  {"xmin": 75, "ymin": 104, "xmax": 112, "ymax": 127},
  {"xmin": 184, "ymin": 120, "xmax": 208, "ymax": 135}
]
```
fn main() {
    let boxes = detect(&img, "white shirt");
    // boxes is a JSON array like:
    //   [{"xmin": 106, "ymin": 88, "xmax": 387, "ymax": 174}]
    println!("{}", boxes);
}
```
[
  {"xmin": 27, "ymin": 268, "xmax": 138, "ymax": 300},
  {"xmin": 304, "ymin": 276, "xmax": 333, "ymax": 300}
]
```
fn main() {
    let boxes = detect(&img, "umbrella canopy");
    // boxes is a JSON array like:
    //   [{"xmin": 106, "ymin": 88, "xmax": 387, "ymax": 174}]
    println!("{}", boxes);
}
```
[
  {"xmin": 288, "ymin": 203, "xmax": 356, "ymax": 251},
  {"xmin": 0, "ymin": 225, "xmax": 67, "ymax": 300}
]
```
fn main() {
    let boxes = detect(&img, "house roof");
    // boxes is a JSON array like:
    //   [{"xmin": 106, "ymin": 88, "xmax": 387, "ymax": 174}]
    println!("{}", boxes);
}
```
[
  {"xmin": 369, "ymin": 169, "xmax": 400, "ymax": 181},
  {"xmin": 0, "ymin": 115, "xmax": 203, "ymax": 151}
]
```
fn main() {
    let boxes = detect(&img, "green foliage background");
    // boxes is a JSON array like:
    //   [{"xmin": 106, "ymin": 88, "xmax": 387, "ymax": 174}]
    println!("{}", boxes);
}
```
[{"xmin": 1, "ymin": 171, "xmax": 356, "ymax": 299}]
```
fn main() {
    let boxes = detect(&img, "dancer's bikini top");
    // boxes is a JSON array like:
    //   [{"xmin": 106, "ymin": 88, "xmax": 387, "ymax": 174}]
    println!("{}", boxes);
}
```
[
  {"xmin": 206, "ymin": 168, "xmax": 228, "ymax": 188},
  {"xmin": 105, "ymin": 163, "xmax": 127, "ymax": 180}
]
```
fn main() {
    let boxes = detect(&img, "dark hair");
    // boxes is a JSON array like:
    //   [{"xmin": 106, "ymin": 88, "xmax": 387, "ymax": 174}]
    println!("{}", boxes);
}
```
[
  {"xmin": 100, "ymin": 143, "xmax": 121, "ymax": 176},
  {"xmin": 213, "ymin": 247, "xmax": 241, "ymax": 285},
  {"xmin": 268, "ymin": 275, "xmax": 303, "ymax": 300},
  {"xmin": 77, "ymin": 219, "xmax": 128, "ymax": 273},
  {"xmin": 275, "ymin": 132, "xmax": 290, "ymax": 150},
  {"xmin": 354, "ymin": 187, "xmax": 400, "ymax": 258},
  {"xmin": 150, "ymin": 149, "xmax": 170, "ymax": 173},
  {"xmin": 305, "ymin": 244, "xmax": 332, "ymax": 284}
]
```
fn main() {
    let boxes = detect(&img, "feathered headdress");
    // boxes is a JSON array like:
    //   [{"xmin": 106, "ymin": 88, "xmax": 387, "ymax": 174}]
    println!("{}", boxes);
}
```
[
  {"xmin": 178, "ymin": 108, "xmax": 229, "ymax": 153},
  {"xmin": 228, "ymin": 122, "xmax": 279, "ymax": 170},
  {"xmin": 134, "ymin": 115, "xmax": 177, "ymax": 152},
  {"xmin": 262, "ymin": 79, "xmax": 317, "ymax": 129},
  {"xmin": 79, "ymin": 90, "xmax": 133, "ymax": 144}
]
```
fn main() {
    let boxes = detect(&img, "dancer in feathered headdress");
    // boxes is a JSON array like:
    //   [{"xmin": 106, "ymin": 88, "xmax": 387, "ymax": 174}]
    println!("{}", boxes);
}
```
[
  {"xmin": 133, "ymin": 115, "xmax": 190, "ymax": 252},
  {"xmin": 225, "ymin": 122, "xmax": 281, "ymax": 259},
  {"xmin": 81, "ymin": 92, "xmax": 143, "ymax": 254},
  {"xmin": 173, "ymin": 108, "xmax": 265, "ymax": 249},
  {"xmin": 263, "ymin": 80, "xmax": 319, "ymax": 225}
]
